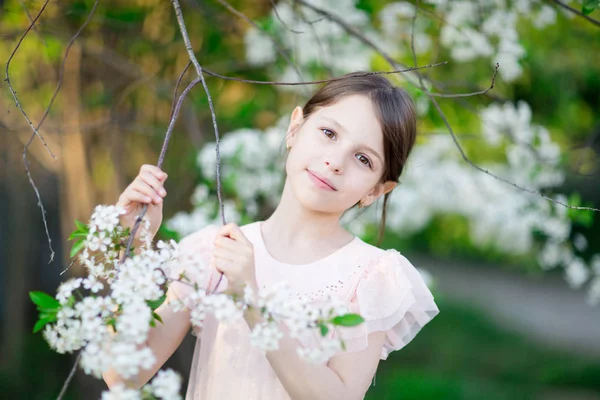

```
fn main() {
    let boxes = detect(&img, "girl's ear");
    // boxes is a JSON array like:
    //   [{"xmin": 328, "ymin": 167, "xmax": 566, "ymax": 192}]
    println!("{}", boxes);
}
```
[
  {"xmin": 362, "ymin": 180, "xmax": 397, "ymax": 206},
  {"xmin": 286, "ymin": 106, "xmax": 304, "ymax": 146}
]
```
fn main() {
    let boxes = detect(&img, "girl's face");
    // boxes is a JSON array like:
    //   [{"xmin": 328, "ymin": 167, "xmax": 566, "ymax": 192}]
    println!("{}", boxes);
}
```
[{"xmin": 285, "ymin": 94, "xmax": 397, "ymax": 214}]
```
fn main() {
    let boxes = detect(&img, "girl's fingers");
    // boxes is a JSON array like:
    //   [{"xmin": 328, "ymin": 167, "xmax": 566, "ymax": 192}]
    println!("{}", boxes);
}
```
[
  {"xmin": 140, "ymin": 171, "xmax": 167, "ymax": 197},
  {"xmin": 218, "ymin": 223, "xmax": 251, "ymax": 245},
  {"xmin": 127, "ymin": 190, "xmax": 153, "ymax": 204},
  {"xmin": 214, "ymin": 236, "xmax": 237, "ymax": 250},
  {"xmin": 133, "ymin": 178, "xmax": 162, "ymax": 203},
  {"xmin": 141, "ymin": 164, "xmax": 168, "ymax": 182},
  {"xmin": 212, "ymin": 257, "xmax": 236, "ymax": 275}
]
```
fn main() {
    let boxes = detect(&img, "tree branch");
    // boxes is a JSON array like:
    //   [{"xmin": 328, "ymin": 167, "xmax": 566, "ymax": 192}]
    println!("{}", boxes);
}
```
[
  {"xmin": 213, "ymin": 0, "xmax": 307, "ymax": 93},
  {"xmin": 550, "ymin": 0, "xmax": 600, "ymax": 28},
  {"xmin": 172, "ymin": 0, "xmax": 226, "ymax": 227}
]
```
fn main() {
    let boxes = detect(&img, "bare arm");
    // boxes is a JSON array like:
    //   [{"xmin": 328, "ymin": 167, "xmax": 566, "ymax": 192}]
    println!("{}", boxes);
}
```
[
  {"xmin": 102, "ymin": 287, "xmax": 192, "ymax": 389},
  {"xmin": 243, "ymin": 284, "xmax": 385, "ymax": 400}
]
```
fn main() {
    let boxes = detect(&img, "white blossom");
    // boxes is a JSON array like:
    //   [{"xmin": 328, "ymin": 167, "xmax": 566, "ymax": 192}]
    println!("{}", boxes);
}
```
[
  {"xmin": 101, "ymin": 384, "xmax": 141, "ymax": 400},
  {"xmin": 250, "ymin": 321, "xmax": 284, "ymax": 352},
  {"xmin": 148, "ymin": 369, "xmax": 182, "ymax": 400}
]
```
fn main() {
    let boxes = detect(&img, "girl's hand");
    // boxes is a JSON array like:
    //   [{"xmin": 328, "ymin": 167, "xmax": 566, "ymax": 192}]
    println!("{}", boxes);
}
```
[
  {"xmin": 116, "ymin": 164, "xmax": 167, "ymax": 240},
  {"xmin": 211, "ymin": 223, "xmax": 258, "ymax": 296}
]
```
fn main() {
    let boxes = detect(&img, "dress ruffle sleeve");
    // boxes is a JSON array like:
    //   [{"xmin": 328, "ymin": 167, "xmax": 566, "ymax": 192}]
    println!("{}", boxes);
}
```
[
  {"xmin": 166, "ymin": 224, "xmax": 220, "ymax": 305},
  {"xmin": 337, "ymin": 249, "xmax": 439, "ymax": 360}
]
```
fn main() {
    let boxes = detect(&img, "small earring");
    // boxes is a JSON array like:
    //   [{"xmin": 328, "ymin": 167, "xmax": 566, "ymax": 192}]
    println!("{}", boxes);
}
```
[
  {"xmin": 358, "ymin": 201, "xmax": 365, "ymax": 209},
  {"xmin": 286, "ymin": 142, "xmax": 291, "ymax": 150}
]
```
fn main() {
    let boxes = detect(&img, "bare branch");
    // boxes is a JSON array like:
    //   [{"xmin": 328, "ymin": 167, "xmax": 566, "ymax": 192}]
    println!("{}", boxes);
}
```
[
  {"xmin": 18, "ymin": 0, "xmax": 47, "ymax": 46},
  {"xmin": 270, "ymin": 0, "xmax": 305, "ymax": 34},
  {"xmin": 7, "ymin": 0, "xmax": 101, "ymax": 263},
  {"xmin": 214, "ymin": 0, "xmax": 307, "ymax": 91},
  {"xmin": 170, "ymin": 61, "xmax": 192, "ymax": 119},
  {"xmin": 172, "ymin": 0, "xmax": 226, "ymax": 227},
  {"xmin": 5, "ymin": 0, "xmax": 56, "ymax": 160},
  {"xmin": 549, "ymin": 0, "xmax": 600, "ymax": 28},
  {"xmin": 121, "ymin": 77, "xmax": 202, "ymax": 263},
  {"xmin": 201, "ymin": 63, "xmax": 447, "ymax": 84},
  {"xmin": 56, "ymin": 352, "xmax": 81, "ymax": 400},
  {"xmin": 428, "ymin": 63, "xmax": 499, "ymax": 97},
  {"xmin": 35, "ymin": 0, "xmax": 101, "ymax": 132},
  {"xmin": 295, "ymin": 0, "xmax": 497, "ymax": 100}
]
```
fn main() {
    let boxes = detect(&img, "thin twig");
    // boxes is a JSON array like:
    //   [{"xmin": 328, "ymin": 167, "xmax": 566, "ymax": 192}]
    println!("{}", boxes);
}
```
[
  {"xmin": 9, "ymin": 0, "xmax": 100, "ymax": 263},
  {"xmin": 35, "ymin": 0, "xmax": 101, "ymax": 132},
  {"xmin": 172, "ymin": 0, "xmax": 226, "ymax": 227},
  {"xmin": 18, "ymin": 0, "xmax": 47, "ymax": 46},
  {"xmin": 214, "ymin": 0, "xmax": 306, "ymax": 92},
  {"xmin": 5, "ymin": 0, "xmax": 56, "ymax": 159},
  {"xmin": 270, "ymin": 0, "xmax": 304, "ymax": 34},
  {"xmin": 550, "ymin": 0, "xmax": 600, "ymax": 28},
  {"xmin": 428, "ymin": 63, "xmax": 499, "ymax": 97},
  {"xmin": 201, "ymin": 63, "xmax": 446, "ymax": 84},
  {"xmin": 296, "ymin": 0, "xmax": 497, "ymax": 100},
  {"xmin": 56, "ymin": 352, "xmax": 81, "ymax": 400},
  {"xmin": 170, "ymin": 62, "xmax": 192, "ymax": 119},
  {"xmin": 120, "ymin": 77, "xmax": 202, "ymax": 263}
]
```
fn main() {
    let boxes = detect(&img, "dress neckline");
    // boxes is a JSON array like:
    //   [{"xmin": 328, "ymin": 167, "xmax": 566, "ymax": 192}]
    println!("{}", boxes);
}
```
[{"xmin": 255, "ymin": 221, "xmax": 359, "ymax": 267}]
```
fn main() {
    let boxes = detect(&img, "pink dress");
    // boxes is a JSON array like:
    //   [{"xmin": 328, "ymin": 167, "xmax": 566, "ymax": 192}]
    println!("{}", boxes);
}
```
[{"xmin": 167, "ymin": 221, "xmax": 439, "ymax": 399}]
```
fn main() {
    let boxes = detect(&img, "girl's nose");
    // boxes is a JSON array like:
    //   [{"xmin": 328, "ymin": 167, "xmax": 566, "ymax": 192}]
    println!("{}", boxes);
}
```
[{"xmin": 325, "ymin": 160, "xmax": 342, "ymax": 174}]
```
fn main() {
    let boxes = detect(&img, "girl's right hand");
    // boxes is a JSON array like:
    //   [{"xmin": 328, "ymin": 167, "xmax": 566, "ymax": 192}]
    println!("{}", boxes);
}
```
[{"xmin": 116, "ymin": 164, "xmax": 168, "ymax": 240}]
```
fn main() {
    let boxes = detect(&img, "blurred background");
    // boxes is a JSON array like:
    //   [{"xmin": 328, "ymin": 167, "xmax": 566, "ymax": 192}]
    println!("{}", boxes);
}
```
[{"xmin": 1, "ymin": 0, "xmax": 599, "ymax": 399}]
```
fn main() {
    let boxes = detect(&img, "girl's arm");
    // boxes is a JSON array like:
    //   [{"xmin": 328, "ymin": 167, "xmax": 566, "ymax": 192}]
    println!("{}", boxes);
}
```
[
  {"xmin": 243, "ymin": 289, "xmax": 386, "ymax": 400},
  {"xmin": 102, "ymin": 288, "xmax": 192, "ymax": 390}
]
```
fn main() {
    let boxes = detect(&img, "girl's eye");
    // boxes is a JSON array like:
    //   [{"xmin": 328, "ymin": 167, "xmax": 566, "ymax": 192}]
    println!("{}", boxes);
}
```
[
  {"xmin": 321, "ymin": 128, "xmax": 336, "ymax": 139},
  {"xmin": 357, "ymin": 154, "xmax": 372, "ymax": 168}
]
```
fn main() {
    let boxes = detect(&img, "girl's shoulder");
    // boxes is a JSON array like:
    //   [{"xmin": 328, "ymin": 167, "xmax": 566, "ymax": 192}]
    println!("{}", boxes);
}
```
[{"xmin": 336, "ymin": 240, "xmax": 440, "ymax": 360}]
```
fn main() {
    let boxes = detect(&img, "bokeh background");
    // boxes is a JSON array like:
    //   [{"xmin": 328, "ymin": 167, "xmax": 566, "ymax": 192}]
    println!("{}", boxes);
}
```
[{"xmin": 1, "ymin": 0, "xmax": 600, "ymax": 399}]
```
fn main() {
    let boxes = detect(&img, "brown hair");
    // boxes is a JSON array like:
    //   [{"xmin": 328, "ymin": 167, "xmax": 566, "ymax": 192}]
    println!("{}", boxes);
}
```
[{"xmin": 300, "ymin": 71, "xmax": 418, "ymax": 246}]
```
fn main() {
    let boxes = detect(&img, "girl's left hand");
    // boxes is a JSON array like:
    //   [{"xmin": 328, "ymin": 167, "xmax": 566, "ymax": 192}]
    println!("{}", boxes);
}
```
[{"xmin": 211, "ymin": 223, "xmax": 258, "ymax": 296}]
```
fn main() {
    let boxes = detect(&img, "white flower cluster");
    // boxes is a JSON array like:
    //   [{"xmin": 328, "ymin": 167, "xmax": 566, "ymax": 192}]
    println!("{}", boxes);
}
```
[
  {"xmin": 41, "ymin": 206, "xmax": 184, "ymax": 397},
  {"xmin": 100, "ymin": 368, "xmax": 182, "ymax": 400},
  {"xmin": 427, "ymin": 0, "xmax": 559, "ymax": 81},
  {"xmin": 242, "ymin": 282, "xmax": 349, "ymax": 362}
]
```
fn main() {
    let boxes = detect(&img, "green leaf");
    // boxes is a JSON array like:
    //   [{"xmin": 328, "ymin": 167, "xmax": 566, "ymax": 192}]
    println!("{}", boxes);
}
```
[
  {"xmin": 68, "ymin": 231, "xmax": 88, "ymax": 241},
  {"xmin": 107, "ymin": 318, "xmax": 117, "ymax": 330},
  {"xmin": 37, "ymin": 308, "xmax": 59, "ymax": 317},
  {"xmin": 147, "ymin": 295, "xmax": 167, "ymax": 311},
  {"xmin": 582, "ymin": 0, "xmax": 600, "ymax": 14},
  {"xmin": 156, "ymin": 224, "xmax": 181, "ymax": 242},
  {"xmin": 39, "ymin": 311, "xmax": 58, "ymax": 321},
  {"xmin": 318, "ymin": 323, "xmax": 329, "ymax": 337},
  {"xmin": 33, "ymin": 317, "xmax": 54, "ymax": 333},
  {"xmin": 75, "ymin": 220, "xmax": 88, "ymax": 232},
  {"xmin": 153, "ymin": 312, "xmax": 163, "ymax": 324},
  {"xmin": 70, "ymin": 239, "xmax": 86, "ymax": 258},
  {"xmin": 29, "ymin": 291, "xmax": 60, "ymax": 310},
  {"xmin": 330, "ymin": 313, "xmax": 365, "ymax": 327}
]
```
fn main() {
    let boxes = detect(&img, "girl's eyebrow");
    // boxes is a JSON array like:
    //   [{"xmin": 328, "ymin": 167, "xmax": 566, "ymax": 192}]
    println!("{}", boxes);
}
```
[{"xmin": 321, "ymin": 116, "xmax": 384, "ymax": 163}]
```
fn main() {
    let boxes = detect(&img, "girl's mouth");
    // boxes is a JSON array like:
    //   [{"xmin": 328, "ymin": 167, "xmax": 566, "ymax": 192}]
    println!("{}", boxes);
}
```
[{"xmin": 306, "ymin": 170, "xmax": 337, "ymax": 191}]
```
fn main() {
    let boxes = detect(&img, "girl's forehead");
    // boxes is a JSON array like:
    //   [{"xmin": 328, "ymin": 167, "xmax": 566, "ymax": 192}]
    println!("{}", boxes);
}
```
[{"xmin": 312, "ymin": 95, "xmax": 383, "ymax": 140}]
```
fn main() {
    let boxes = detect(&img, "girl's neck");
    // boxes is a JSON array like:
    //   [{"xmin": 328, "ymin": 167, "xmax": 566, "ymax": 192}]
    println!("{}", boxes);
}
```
[{"xmin": 261, "ymin": 180, "xmax": 355, "ymax": 256}]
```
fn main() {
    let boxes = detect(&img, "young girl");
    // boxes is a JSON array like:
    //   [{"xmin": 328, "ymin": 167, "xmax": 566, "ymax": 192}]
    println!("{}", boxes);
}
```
[{"xmin": 104, "ymin": 72, "xmax": 440, "ymax": 399}]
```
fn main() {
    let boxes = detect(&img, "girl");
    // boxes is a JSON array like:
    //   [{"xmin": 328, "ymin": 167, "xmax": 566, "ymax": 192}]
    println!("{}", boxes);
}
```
[{"xmin": 104, "ymin": 72, "xmax": 440, "ymax": 399}]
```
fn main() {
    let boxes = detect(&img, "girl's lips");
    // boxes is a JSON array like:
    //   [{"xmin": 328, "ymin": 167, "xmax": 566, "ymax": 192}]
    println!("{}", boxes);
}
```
[{"xmin": 307, "ymin": 170, "xmax": 336, "ymax": 191}]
